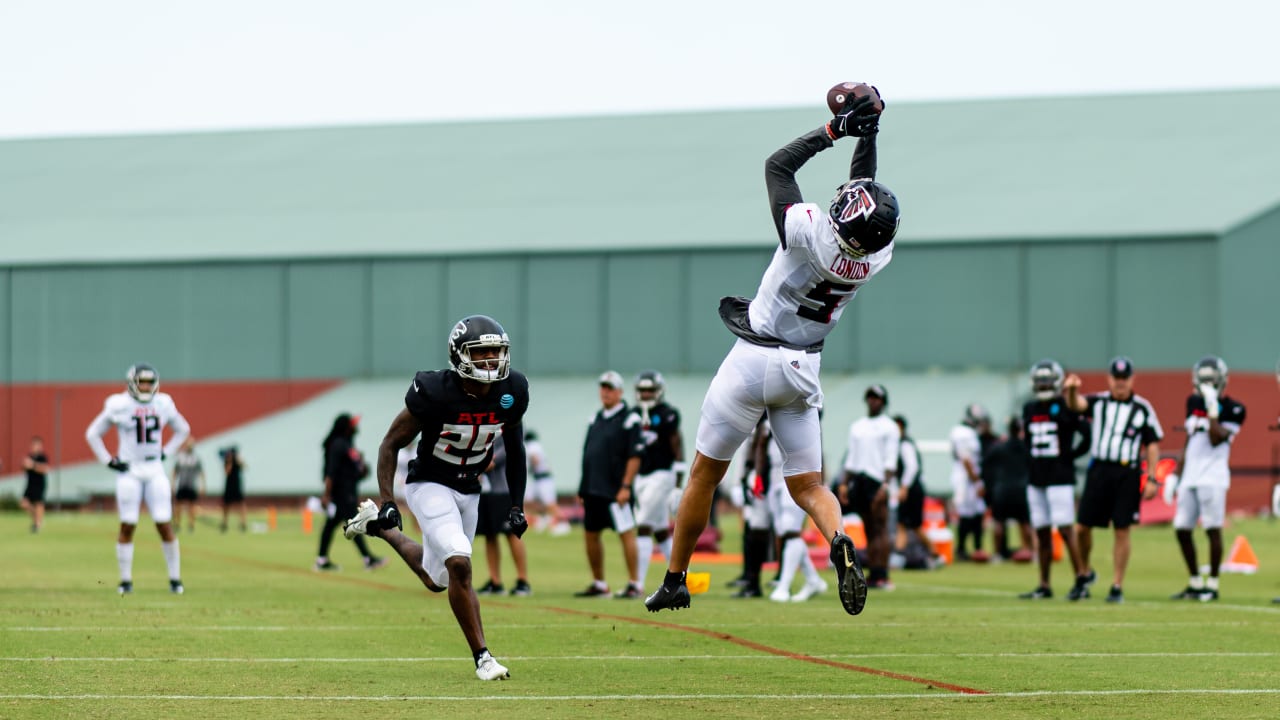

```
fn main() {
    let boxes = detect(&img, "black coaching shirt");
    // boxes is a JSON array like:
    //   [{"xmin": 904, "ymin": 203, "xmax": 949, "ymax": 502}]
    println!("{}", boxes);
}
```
[
  {"xmin": 1022, "ymin": 397, "xmax": 1090, "ymax": 486},
  {"xmin": 630, "ymin": 401, "xmax": 681, "ymax": 475},
  {"xmin": 1083, "ymin": 392, "xmax": 1162, "ymax": 466},
  {"xmin": 579, "ymin": 402, "xmax": 643, "ymax": 499},
  {"xmin": 405, "ymin": 369, "xmax": 530, "ymax": 494}
]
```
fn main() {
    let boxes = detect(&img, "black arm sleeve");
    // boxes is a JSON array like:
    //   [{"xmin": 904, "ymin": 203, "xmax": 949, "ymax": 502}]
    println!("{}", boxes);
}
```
[
  {"xmin": 503, "ymin": 421, "xmax": 528, "ymax": 511},
  {"xmin": 1070, "ymin": 418, "xmax": 1092, "ymax": 460},
  {"xmin": 765, "ymin": 127, "xmax": 835, "ymax": 245},
  {"xmin": 848, "ymin": 133, "xmax": 878, "ymax": 181}
]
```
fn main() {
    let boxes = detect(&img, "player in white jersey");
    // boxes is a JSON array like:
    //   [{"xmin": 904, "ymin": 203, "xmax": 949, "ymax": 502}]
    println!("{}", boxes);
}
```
[
  {"xmin": 522, "ymin": 430, "xmax": 569, "ymax": 535},
  {"xmin": 647, "ymin": 88, "xmax": 899, "ymax": 617},
  {"xmin": 85, "ymin": 363, "xmax": 191, "ymax": 595},
  {"xmin": 949, "ymin": 404, "xmax": 989, "ymax": 562},
  {"xmin": 1167, "ymin": 356, "xmax": 1246, "ymax": 602}
]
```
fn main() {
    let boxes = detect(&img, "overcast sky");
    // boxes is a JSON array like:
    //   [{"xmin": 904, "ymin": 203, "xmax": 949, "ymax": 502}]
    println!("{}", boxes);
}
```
[{"xmin": 3, "ymin": 0, "xmax": 1278, "ymax": 139}]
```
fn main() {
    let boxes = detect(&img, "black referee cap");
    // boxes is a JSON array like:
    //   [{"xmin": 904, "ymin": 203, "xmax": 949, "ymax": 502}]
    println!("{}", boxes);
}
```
[{"xmin": 1109, "ymin": 356, "xmax": 1134, "ymax": 379}]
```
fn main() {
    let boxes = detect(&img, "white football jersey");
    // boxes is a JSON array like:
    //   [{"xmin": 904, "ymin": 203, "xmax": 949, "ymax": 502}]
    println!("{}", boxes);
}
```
[
  {"xmin": 86, "ymin": 392, "xmax": 190, "ymax": 465},
  {"xmin": 949, "ymin": 424, "xmax": 982, "ymax": 503},
  {"xmin": 842, "ymin": 414, "xmax": 901, "ymax": 482},
  {"xmin": 1181, "ymin": 394, "xmax": 1246, "ymax": 489},
  {"xmin": 748, "ymin": 202, "xmax": 893, "ymax": 348}
]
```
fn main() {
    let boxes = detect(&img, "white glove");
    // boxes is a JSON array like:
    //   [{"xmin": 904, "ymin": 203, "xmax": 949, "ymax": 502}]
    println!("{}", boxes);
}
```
[
  {"xmin": 1162, "ymin": 473, "xmax": 1179, "ymax": 505},
  {"xmin": 1199, "ymin": 383, "xmax": 1219, "ymax": 419}
]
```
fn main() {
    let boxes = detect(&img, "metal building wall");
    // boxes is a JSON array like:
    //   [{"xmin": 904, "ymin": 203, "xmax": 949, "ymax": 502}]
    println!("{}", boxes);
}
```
[{"xmin": 2, "ymin": 238, "xmax": 1221, "ymax": 384}]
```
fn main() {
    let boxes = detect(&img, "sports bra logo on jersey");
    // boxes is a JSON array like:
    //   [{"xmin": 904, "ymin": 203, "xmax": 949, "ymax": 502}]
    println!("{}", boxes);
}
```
[
  {"xmin": 828, "ymin": 255, "xmax": 869, "ymax": 281},
  {"xmin": 500, "ymin": 393, "xmax": 514, "ymax": 409}
]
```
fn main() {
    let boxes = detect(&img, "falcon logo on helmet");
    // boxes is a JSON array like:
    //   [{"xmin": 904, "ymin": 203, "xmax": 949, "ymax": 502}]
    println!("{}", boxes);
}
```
[
  {"xmin": 1030, "ymin": 359, "xmax": 1065, "ymax": 401},
  {"xmin": 448, "ymin": 315, "xmax": 511, "ymax": 384},
  {"xmin": 126, "ymin": 363, "xmax": 160, "ymax": 403},
  {"xmin": 829, "ymin": 179, "xmax": 901, "ymax": 258},
  {"xmin": 1192, "ymin": 355, "xmax": 1228, "ymax": 394}
]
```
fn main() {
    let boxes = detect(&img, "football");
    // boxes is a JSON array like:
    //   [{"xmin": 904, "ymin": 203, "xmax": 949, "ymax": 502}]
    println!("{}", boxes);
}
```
[{"xmin": 826, "ymin": 82, "xmax": 884, "ymax": 115}]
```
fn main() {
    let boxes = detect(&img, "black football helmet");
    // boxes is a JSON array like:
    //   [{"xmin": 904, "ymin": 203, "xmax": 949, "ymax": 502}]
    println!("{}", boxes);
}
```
[
  {"xmin": 447, "ymin": 315, "xmax": 511, "ymax": 383},
  {"xmin": 829, "ymin": 178, "xmax": 900, "ymax": 257},
  {"xmin": 126, "ymin": 363, "xmax": 159, "ymax": 402},
  {"xmin": 1030, "ymin": 359, "xmax": 1065, "ymax": 401},
  {"xmin": 1192, "ymin": 355, "xmax": 1228, "ymax": 393},
  {"xmin": 635, "ymin": 370, "xmax": 666, "ymax": 405},
  {"xmin": 962, "ymin": 403, "xmax": 990, "ymax": 428}
]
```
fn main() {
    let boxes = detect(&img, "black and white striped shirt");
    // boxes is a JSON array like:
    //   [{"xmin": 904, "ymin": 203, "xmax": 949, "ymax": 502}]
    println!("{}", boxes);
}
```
[{"xmin": 1084, "ymin": 392, "xmax": 1163, "ymax": 465}]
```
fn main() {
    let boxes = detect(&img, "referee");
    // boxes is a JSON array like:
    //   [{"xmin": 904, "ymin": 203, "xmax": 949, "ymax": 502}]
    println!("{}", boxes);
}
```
[{"xmin": 1064, "ymin": 356, "xmax": 1163, "ymax": 604}]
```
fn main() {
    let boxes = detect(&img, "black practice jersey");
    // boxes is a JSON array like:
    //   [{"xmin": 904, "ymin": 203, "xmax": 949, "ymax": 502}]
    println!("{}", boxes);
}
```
[
  {"xmin": 406, "ymin": 369, "xmax": 530, "ymax": 494},
  {"xmin": 631, "ymin": 401, "xmax": 681, "ymax": 475},
  {"xmin": 1022, "ymin": 397, "xmax": 1089, "ymax": 487}
]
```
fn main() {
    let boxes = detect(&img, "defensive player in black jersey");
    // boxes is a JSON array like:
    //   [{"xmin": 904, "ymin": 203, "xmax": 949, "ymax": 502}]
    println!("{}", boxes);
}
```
[
  {"xmin": 1019, "ymin": 360, "xmax": 1094, "ymax": 601},
  {"xmin": 344, "ymin": 315, "xmax": 530, "ymax": 681},
  {"xmin": 627, "ymin": 371, "xmax": 686, "ymax": 594}
]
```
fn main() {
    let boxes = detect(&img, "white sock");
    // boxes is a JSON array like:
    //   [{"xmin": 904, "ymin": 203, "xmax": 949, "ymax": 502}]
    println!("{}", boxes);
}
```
[
  {"xmin": 117, "ymin": 543, "xmax": 134, "ymax": 582},
  {"xmin": 1189, "ymin": 575, "xmax": 1205, "ymax": 590},
  {"xmin": 658, "ymin": 536, "xmax": 673, "ymax": 562},
  {"xmin": 162, "ymin": 540, "xmax": 181, "ymax": 581},
  {"xmin": 1206, "ymin": 576, "xmax": 1219, "ymax": 591},
  {"xmin": 798, "ymin": 544, "xmax": 822, "ymax": 584},
  {"xmin": 779, "ymin": 537, "xmax": 806, "ymax": 593},
  {"xmin": 636, "ymin": 535, "xmax": 654, "ymax": 589}
]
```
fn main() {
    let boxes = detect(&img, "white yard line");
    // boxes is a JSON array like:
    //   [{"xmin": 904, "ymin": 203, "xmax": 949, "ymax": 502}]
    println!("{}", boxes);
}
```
[
  {"xmin": 2, "ymin": 652, "xmax": 1276, "ymax": 663},
  {"xmin": 2, "ymin": 689, "xmax": 1280, "ymax": 702}
]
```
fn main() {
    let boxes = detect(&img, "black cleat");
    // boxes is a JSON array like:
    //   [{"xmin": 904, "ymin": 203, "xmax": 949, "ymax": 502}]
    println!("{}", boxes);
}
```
[
  {"xmin": 169, "ymin": 579, "xmax": 184, "ymax": 595},
  {"xmin": 1170, "ymin": 586, "xmax": 1201, "ymax": 600},
  {"xmin": 1067, "ymin": 583, "xmax": 1091, "ymax": 601},
  {"xmin": 614, "ymin": 583, "xmax": 643, "ymax": 599},
  {"xmin": 1105, "ymin": 585, "xmax": 1124, "ymax": 604},
  {"xmin": 1197, "ymin": 589, "xmax": 1219, "ymax": 602},
  {"xmin": 476, "ymin": 580, "xmax": 505, "ymax": 595},
  {"xmin": 1019, "ymin": 585, "xmax": 1053, "ymax": 599},
  {"xmin": 830, "ymin": 533, "xmax": 867, "ymax": 616},
  {"xmin": 644, "ymin": 581, "xmax": 691, "ymax": 612},
  {"xmin": 117, "ymin": 581, "xmax": 133, "ymax": 596},
  {"xmin": 731, "ymin": 586, "xmax": 764, "ymax": 599},
  {"xmin": 573, "ymin": 583, "xmax": 610, "ymax": 597}
]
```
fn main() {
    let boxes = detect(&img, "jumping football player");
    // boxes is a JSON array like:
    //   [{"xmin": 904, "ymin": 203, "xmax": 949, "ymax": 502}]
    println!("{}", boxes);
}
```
[
  {"xmin": 343, "ymin": 315, "xmax": 529, "ymax": 681},
  {"xmin": 86, "ymin": 363, "xmax": 192, "ymax": 595},
  {"xmin": 646, "ymin": 89, "xmax": 898, "ymax": 616}
]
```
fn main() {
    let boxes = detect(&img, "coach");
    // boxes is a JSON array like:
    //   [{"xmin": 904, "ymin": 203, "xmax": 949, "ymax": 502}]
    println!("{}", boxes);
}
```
[{"xmin": 1063, "ymin": 356, "xmax": 1162, "ymax": 604}]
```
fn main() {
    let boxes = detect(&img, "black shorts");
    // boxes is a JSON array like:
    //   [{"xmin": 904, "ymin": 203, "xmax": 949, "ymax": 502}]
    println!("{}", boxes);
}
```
[
  {"xmin": 990, "ymin": 487, "xmax": 1030, "ymax": 524},
  {"xmin": 223, "ymin": 482, "xmax": 244, "ymax": 504},
  {"xmin": 898, "ymin": 481, "xmax": 924, "ymax": 529},
  {"xmin": 848, "ymin": 473, "xmax": 883, "ymax": 524},
  {"xmin": 581, "ymin": 494, "xmax": 625, "ymax": 533},
  {"xmin": 176, "ymin": 486, "xmax": 198, "ymax": 502},
  {"xmin": 476, "ymin": 492, "xmax": 513, "ymax": 537},
  {"xmin": 23, "ymin": 477, "xmax": 46, "ymax": 503},
  {"xmin": 1077, "ymin": 463, "xmax": 1142, "ymax": 529}
]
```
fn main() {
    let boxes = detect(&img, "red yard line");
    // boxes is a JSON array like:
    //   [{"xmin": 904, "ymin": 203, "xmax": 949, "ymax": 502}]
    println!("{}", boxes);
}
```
[{"xmin": 541, "ymin": 604, "xmax": 989, "ymax": 695}]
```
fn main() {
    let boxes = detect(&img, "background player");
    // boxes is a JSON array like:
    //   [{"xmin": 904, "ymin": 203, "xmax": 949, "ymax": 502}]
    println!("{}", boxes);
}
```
[
  {"xmin": 1018, "ymin": 359, "xmax": 1092, "ymax": 600},
  {"xmin": 1167, "ymin": 356, "xmax": 1246, "ymax": 602},
  {"xmin": 629, "ymin": 370, "xmax": 685, "ymax": 594},
  {"xmin": 647, "ymin": 88, "xmax": 898, "ymax": 616},
  {"xmin": 343, "ymin": 315, "xmax": 529, "ymax": 681},
  {"xmin": 85, "ymin": 363, "xmax": 191, "ymax": 595}
]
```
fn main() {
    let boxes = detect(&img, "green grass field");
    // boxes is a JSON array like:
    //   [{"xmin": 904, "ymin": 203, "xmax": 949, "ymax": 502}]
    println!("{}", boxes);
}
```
[{"xmin": 3, "ymin": 508, "xmax": 1279, "ymax": 719}]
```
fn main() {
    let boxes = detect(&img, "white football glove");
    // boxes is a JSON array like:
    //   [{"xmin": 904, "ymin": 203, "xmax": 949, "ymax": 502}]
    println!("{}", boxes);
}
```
[
  {"xmin": 1162, "ymin": 473, "xmax": 1179, "ymax": 505},
  {"xmin": 1199, "ymin": 383, "xmax": 1219, "ymax": 419}
]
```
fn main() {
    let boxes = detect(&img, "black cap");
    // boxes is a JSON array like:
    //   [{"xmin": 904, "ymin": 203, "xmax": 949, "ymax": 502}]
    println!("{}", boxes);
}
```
[
  {"xmin": 865, "ymin": 384, "xmax": 889, "ymax": 403},
  {"xmin": 1109, "ymin": 356, "xmax": 1134, "ymax": 379}
]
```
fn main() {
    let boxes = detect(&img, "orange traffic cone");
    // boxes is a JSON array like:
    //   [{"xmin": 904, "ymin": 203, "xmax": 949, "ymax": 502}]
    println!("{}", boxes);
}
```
[
  {"xmin": 301, "ymin": 507, "xmax": 313, "ymax": 534},
  {"xmin": 267, "ymin": 506, "xmax": 277, "ymax": 532},
  {"xmin": 1051, "ymin": 527, "xmax": 1064, "ymax": 562},
  {"xmin": 1221, "ymin": 536, "xmax": 1259, "ymax": 574}
]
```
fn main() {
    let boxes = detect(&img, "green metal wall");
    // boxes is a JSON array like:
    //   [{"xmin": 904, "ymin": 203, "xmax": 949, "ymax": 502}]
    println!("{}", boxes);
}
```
[
  {"xmin": 1219, "ymin": 206, "xmax": 1280, "ymax": 371},
  {"xmin": 2, "ymin": 237, "xmax": 1226, "ymax": 383}
]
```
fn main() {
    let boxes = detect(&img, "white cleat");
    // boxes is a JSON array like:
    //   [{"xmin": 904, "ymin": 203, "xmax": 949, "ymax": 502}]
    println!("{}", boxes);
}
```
[
  {"xmin": 791, "ymin": 578, "xmax": 829, "ymax": 602},
  {"xmin": 769, "ymin": 586, "xmax": 791, "ymax": 603},
  {"xmin": 343, "ymin": 499, "xmax": 379, "ymax": 540},
  {"xmin": 475, "ymin": 651, "xmax": 510, "ymax": 681}
]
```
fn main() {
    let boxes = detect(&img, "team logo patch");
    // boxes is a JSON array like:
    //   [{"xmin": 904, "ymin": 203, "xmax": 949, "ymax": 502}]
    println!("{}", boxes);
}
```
[
  {"xmin": 650, "ymin": 414, "xmax": 661, "ymax": 426},
  {"xmin": 790, "ymin": 360, "xmax": 800, "ymax": 369},
  {"xmin": 500, "ymin": 393, "xmax": 514, "ymax": 409},
  {"xmin": 837, "ymin": 184, "xmax": 877, "ymax": 222},
  {"xmin": 1050, "ymin": 403, "xmax": 1059, "ymax": 416}
]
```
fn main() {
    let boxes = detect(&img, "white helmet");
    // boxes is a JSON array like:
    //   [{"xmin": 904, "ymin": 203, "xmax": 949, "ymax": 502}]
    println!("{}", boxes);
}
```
[{"xmin": 126, "ymin": 363, "xmax": 159, "ymax": 402}]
